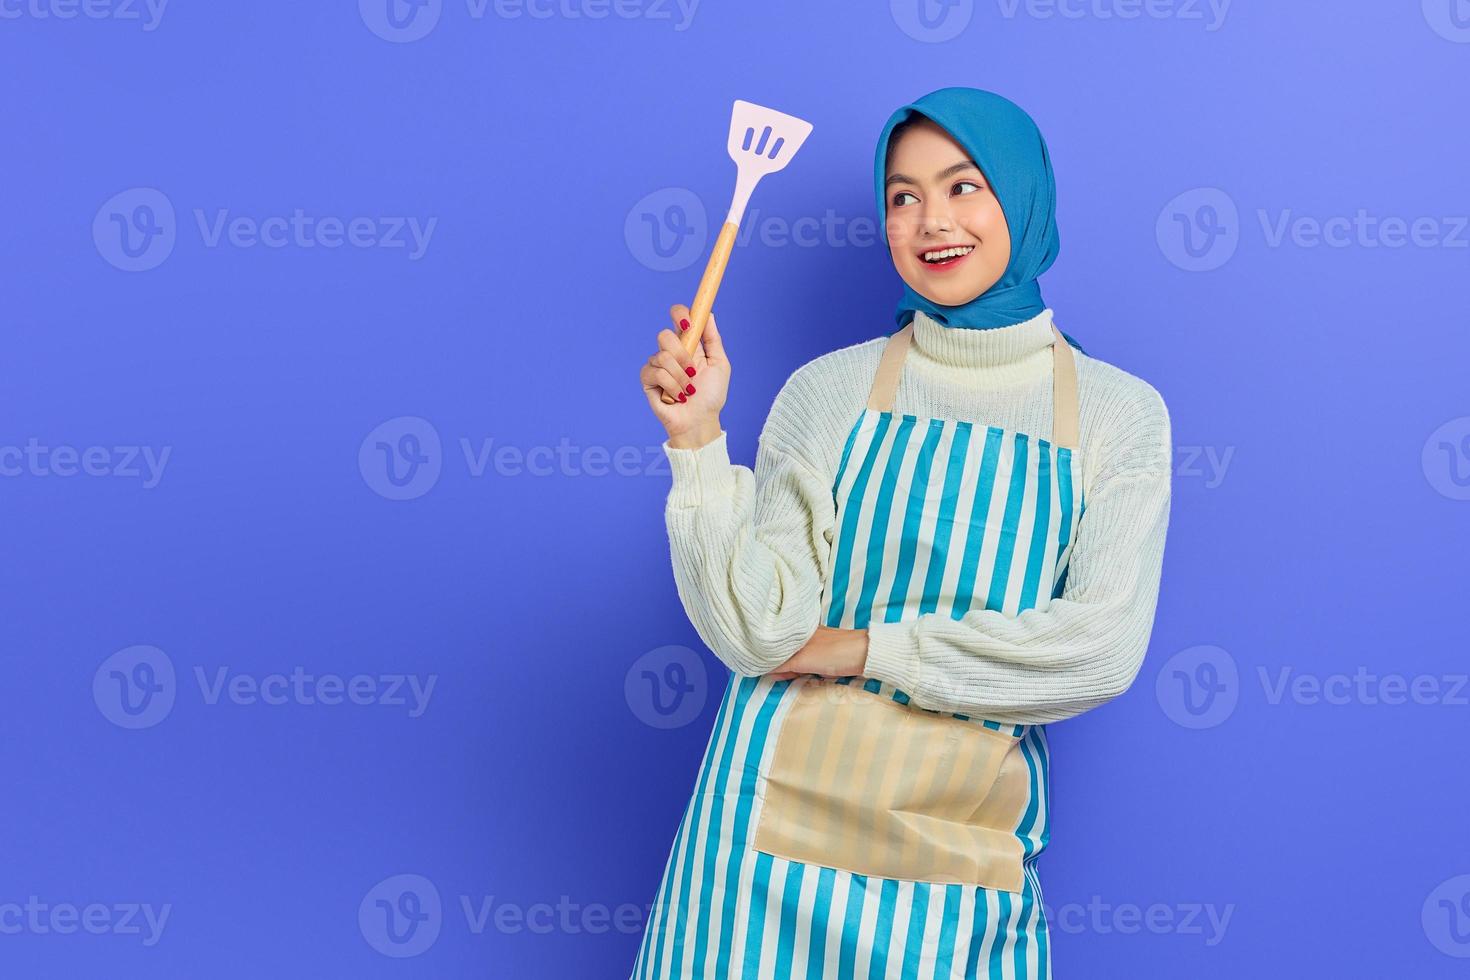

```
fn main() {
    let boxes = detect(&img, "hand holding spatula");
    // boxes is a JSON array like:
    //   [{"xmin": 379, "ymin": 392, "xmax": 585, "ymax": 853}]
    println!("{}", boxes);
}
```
[{"xmin": 656, "ymin": 99, "xmax": 815, "ymax": 405}]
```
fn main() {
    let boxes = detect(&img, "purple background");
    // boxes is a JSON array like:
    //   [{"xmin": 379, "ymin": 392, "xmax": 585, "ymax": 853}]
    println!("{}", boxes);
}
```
[{"xmin": 3, "ymin": 0, "xmax": 1468, "ymax": 976}]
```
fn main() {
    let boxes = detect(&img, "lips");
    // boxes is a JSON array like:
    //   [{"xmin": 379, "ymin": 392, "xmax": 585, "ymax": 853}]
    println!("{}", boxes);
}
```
[{"xmin": 918, "ymin": 243, "xmax": 976, "ymax": 270}]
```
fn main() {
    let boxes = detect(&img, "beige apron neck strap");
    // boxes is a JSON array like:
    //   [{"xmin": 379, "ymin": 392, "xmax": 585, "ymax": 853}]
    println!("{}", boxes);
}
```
[
  {"xmin": 866, "ymin": 322, "xmax": 914, "ymax": 413},
  {"xmin": 867, "ymin": 319, "xmax": 1081, "ymax": 451},
  {"xmin": 1050, "ymin": 322, "xmax": 1080, "ymax": 450}
]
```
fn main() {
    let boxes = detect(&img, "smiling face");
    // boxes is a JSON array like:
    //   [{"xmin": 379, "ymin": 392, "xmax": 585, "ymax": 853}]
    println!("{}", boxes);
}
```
[{"xmin": 884, "ymin": 117, "xmax": 1012, "ymax": 308}]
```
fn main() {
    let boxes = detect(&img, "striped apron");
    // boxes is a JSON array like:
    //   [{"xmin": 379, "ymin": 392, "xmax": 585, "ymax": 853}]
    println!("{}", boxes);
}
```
[{"xmin": 633, "ymin": 320, "xmax": 1084, "ymax": 979}]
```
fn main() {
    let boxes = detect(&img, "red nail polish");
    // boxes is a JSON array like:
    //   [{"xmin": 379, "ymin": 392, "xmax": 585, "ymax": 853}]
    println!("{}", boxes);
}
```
[
  {"xmin": 679, "ymin": 318, "xmax": 689, "ymax": 331},
  {"xmin": 685, "ymin": 366, "xmax": 696, "ymax": 377},
  {"xmin": 685, "ymin": 384, "xmax": 695, "ymax": 395},
  {"xmin": 676, "ymin": 392, "xmax": 687, "ymax": 402}
]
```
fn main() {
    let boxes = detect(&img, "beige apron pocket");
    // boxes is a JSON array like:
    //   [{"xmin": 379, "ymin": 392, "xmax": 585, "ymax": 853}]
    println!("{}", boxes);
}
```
[{"xmin": 752, "ymin": 678, "xmax": 1029, "ymax": 893}]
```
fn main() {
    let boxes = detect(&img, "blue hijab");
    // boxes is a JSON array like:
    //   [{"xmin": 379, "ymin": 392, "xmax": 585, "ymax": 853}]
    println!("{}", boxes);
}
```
[{"xmin": 874, "ymin": 86, "xmax": 1084, "ymax": 352}]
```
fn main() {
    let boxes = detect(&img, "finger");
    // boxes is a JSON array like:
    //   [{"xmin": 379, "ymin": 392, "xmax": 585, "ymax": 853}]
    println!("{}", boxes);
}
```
[
  {"xmin": 700, "ymin": 310, "xmax": 726, "ymax": 363},
  {"xmin": 668, "ymin": 303, "xmax": 710, "ymax": 371},
  {"xmin": 655, "ymin": 327, "xmax": 695, "ymax": 379},
  {"xmin": 650, "ymin": 351, "xmax": 693, "ymax": 400},
  {"xmin": 669, "ymin": 303, "xmax": 693, "ymax": 340},
  {"xmin": 640, "ymin": 358, "xmax": 685, "ymax": 405},
  {"xmin": 641, "ymin": 375, "xmax": 682, "ymax": 405}
]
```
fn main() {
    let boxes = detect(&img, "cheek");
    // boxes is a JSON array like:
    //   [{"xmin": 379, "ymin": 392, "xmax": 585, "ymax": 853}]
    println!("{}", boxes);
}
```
[
  {"xmin": 963, "ymin": 201, "xmax": 1008, "ymax": 242},
  {"xmin": 885, "ymin": 213, "xmax": 917, "ymax": 252}
]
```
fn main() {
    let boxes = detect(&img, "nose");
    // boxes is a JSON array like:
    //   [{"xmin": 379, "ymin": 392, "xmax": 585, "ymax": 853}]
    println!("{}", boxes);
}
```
[{"xmin": 918, "ymin": 195, "xmax": 954, "ymax": 238}]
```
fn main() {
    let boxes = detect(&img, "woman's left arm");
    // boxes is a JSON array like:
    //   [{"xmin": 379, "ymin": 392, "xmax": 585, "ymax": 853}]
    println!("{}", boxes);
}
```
[{"xmin": 859, "ymin": 389, "xmax": 1173, "ymax": 725}]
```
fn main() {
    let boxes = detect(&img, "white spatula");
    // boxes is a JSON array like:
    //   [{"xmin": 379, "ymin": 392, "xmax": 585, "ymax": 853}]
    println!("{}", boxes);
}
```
[{"xmin": 659, "ymin": 99, "xmax": 814, "ymax": 405}]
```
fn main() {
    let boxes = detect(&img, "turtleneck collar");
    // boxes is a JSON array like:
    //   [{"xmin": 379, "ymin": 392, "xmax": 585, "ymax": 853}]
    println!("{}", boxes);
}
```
[{"xmin": 908, "ymin": 307, "xmax": 1059, "ymax": 387}]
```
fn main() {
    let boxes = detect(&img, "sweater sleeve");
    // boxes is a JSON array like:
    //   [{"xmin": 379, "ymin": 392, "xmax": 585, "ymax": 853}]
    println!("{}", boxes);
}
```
[
  {"xmin": 860, "ymin": 387, "xmax": 1173, "ymax": 725},
  {"xmin": 660, "ymin": 382, "xmax": 835, "ymax": 678}
]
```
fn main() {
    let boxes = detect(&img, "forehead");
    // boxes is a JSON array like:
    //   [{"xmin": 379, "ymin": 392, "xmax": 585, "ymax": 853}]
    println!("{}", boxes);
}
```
[{"xmin": 887, "ymin": 118, "xmax": 971, "ymax": 168}]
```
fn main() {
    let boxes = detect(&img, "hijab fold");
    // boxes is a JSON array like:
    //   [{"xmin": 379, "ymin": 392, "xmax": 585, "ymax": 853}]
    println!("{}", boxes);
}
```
[{"xmin": 874, "ymin": 86, "xmax": 1084, "ymax": 352}]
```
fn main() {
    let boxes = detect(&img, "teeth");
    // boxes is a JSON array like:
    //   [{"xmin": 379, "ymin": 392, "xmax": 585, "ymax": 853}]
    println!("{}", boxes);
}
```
[{"xmin": 922, "ymin": 246, "xmax": 974, "ymax": 263}]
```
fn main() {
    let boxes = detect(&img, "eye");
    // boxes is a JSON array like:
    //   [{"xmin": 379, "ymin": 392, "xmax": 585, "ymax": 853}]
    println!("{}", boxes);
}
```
[
  {"xmin": 892, "ymin": 190, "xmax": 917, "ymax": 207},
  {"xmin": 953, "ymin": 180, "xmax": 982, "ymax": 196}
]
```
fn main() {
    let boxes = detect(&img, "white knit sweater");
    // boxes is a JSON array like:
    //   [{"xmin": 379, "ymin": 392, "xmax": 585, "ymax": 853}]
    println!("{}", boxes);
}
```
[{"xmin": 660, "ymin": 307, "xmax": 1172, "ymax": 725}]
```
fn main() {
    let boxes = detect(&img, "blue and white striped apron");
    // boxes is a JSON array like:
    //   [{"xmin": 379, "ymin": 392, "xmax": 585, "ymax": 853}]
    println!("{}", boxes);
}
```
[{"xmin": 634, "ymin": 319, "xmax": 1085, "ymax": 979}]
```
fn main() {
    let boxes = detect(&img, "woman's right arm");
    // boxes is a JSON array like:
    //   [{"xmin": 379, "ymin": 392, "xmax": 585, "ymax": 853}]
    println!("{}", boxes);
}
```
[
  {"xmin": 662, "ymin": 421, "xmax": 832, "ymax": 678},
  {"xmin": 641, "ymin": 304, "xmax": 833, "ymax": 678}
]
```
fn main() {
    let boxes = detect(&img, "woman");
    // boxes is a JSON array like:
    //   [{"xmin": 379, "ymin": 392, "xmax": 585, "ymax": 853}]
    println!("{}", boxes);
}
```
[{"xmin": 632, "ymin": 86, "xmax": 1172, "ymax": 979}]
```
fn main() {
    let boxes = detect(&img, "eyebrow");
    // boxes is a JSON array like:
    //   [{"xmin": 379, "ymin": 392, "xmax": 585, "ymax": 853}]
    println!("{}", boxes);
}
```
[{"xmin": 885, "ymin": 160, "xmax": 983, "ymax": 188}]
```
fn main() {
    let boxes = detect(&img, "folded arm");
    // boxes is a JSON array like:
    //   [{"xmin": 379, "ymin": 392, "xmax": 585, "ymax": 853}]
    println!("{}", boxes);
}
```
[
  {"xmin": 662, "ymin": 407, "xmax": 833, "ymax": 678},
  {"xmin": 860, "ymin": 390, "xmax": 1173, "ymax": 725}
]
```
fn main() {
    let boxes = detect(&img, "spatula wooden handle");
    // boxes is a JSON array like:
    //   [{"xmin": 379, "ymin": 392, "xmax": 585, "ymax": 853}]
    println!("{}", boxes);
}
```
[{"xmin": 661, "ymin": 220, "xmax": 739, "ymax": 405}]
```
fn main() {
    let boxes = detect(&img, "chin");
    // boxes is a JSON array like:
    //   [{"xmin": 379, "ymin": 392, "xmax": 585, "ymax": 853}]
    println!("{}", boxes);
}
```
[
  {"xmin": 901, "ymin": 272, "xmax": 990, "ymax": 307},
  {"xmin": 898, "ymin": 260, "xmax": 1003, "ymax": 309},
  {"xmin": 928, "ymin": 284, "xmax": 984, "ymax": 306}
]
